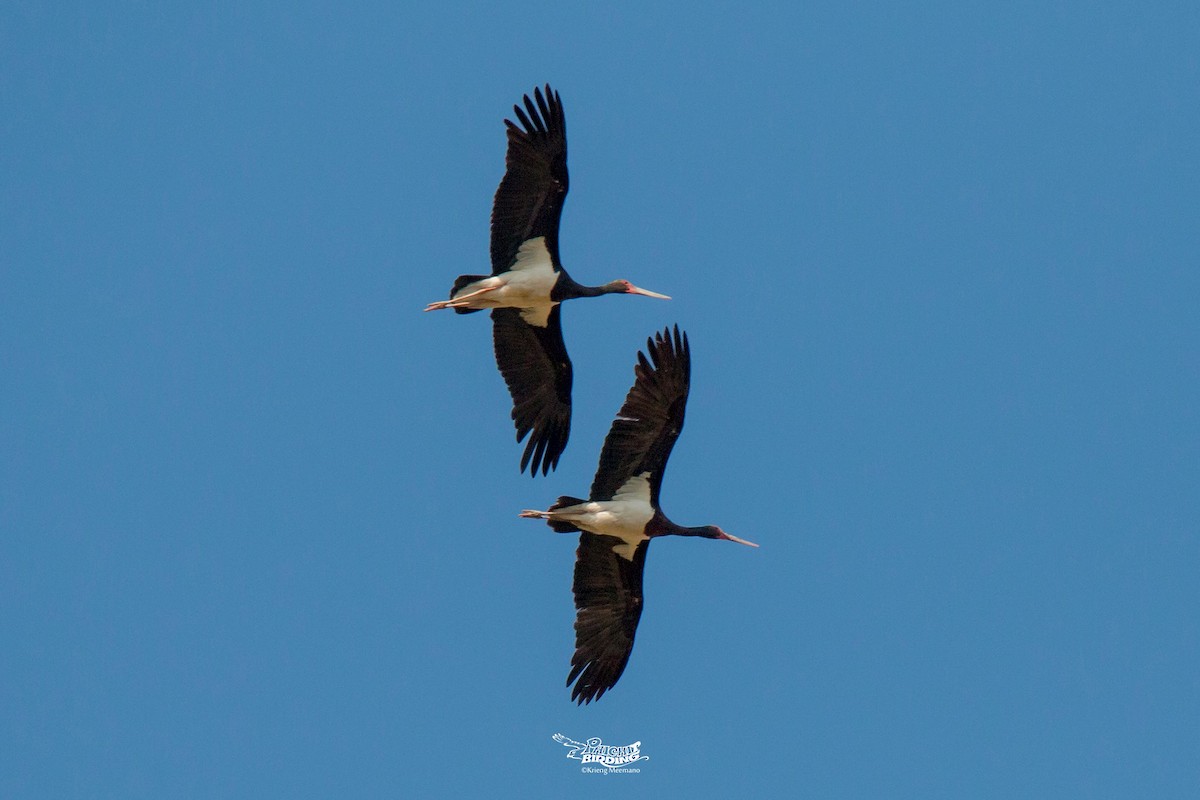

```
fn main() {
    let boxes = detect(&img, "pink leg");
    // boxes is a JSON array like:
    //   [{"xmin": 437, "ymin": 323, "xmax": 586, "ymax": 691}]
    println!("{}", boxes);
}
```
[{"xmin": 423, "ymin": 285, "xmax": 499, "ymax": 312}]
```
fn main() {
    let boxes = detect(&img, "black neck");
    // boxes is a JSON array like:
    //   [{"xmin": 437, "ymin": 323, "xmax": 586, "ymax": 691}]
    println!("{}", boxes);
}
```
[
  {"xmin": 647, "ymin": 510, "xmax": 716, "ymax": 539},
  {"xmin": 553, "ymin": 274, "xmax": 618, "ymax": 301}
]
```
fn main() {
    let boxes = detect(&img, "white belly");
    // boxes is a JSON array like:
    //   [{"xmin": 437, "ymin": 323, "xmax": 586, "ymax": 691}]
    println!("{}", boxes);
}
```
[
  {"xmin": 452, "ymin": 237, "xmax": 558, "ymax": 326},
  {"xmin": 553, "ymin": 474, "xmax": 654, "ymax": 560}
]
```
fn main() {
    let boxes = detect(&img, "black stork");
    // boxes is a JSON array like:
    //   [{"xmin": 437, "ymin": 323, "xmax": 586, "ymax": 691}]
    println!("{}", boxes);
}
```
[
  {"xmin": 520, "ymin": 326, "xmax": 757, "ymax": 704},
  {"xmin": 425, "ymin": 85, "xmax": 669, "ymax": 476}
]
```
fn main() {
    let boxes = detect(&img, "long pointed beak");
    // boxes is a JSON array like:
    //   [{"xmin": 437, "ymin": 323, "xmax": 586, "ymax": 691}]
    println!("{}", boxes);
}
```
[
  {"xmin": 719, "ymin": 531, "xmax": 759, "ymax": 548},
  {"xmin": 626, "ymin": 284, "xmax": 671, "ymax": 300}
]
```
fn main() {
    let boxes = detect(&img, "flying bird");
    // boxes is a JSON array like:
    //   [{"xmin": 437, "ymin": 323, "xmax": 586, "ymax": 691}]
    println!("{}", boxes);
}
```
[
  {"xmin": 425, "ymin": 85, "xmax": 669, "ymax": 475},
  {"xmin": 521, "ymin": 326, "xmax": 757, "ymax": 704}
]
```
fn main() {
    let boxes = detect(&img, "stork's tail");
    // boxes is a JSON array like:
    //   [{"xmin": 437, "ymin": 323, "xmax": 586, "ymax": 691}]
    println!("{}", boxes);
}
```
[
  {"xmin": 449, "ymin": 274, "xmax": 489, "ymax": 314},
  {"xmin": 519, "ymin": 495, "xmax": 586, "ymax": 533}
]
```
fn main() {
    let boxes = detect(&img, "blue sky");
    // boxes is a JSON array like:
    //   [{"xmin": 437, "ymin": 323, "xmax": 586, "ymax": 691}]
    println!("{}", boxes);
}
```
[{"xmin": 3, "ymin": 2, "xmax": 1198, "ymax": 797}]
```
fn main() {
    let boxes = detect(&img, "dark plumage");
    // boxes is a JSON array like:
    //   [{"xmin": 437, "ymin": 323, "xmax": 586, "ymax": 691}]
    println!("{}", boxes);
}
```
[
  {"xmin": 425, "ymin": 86, "xmax": 668, "ymax": 475},
  {"xmin": 521, "ymin": 326, "xmax": 757, "ymax": 703}
]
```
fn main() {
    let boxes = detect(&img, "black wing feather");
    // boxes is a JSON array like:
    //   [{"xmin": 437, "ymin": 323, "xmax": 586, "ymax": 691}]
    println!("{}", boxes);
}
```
[
  {"xmin": 491, "ymin": 306, "xmax": 572, "ymax": 475},
  {"xmin": 568, "ymin": 534, "xmax": 649, "ymax": 704},
  {"xmin": 490, "ymin": 85, "xmax": 569, "ymax": 275},
  {"xmin": 589, "ymin": 326, "xmax": 691, "ymax": 503}
]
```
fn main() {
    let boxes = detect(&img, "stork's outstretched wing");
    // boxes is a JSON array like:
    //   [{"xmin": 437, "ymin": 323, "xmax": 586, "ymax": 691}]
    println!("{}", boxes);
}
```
[
  {"xmin": 588, "ymin": 326, "xmax": 690, "ymax": 504},
  {"xmin": 567, "ymin": 534, "xmax": 649, "ymax": 705},
  {"xmin": 491, "ymin": 306, "xmax": 572, "ymax": 475},
  {"xmin": 491, "ymin": 85, "xmax": 568, "ymax": 275}
]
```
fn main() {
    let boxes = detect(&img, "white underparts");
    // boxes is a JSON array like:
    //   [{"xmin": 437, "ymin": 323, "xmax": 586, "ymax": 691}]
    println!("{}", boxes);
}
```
[
  {"xmin": 536, "ymin": 473, "xmax": 654, "ymax": 561},
  {"xmin": 449, "ymin": 236, "xmax": 558, "ymax": 327}
]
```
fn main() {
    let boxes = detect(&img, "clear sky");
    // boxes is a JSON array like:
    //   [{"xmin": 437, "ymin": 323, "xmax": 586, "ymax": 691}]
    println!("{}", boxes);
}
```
[{"xmin": 3, "ymin": 2, "xmax": 1198, "ymax": 797}]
